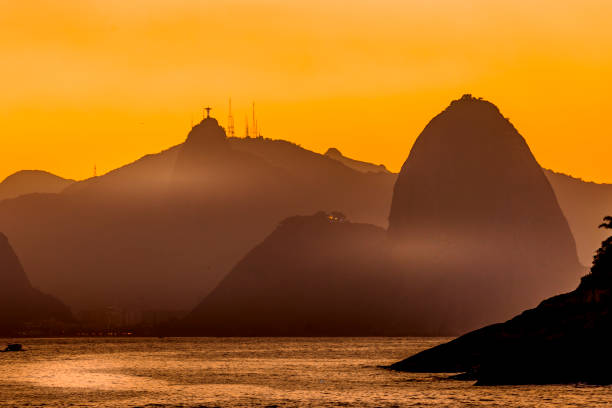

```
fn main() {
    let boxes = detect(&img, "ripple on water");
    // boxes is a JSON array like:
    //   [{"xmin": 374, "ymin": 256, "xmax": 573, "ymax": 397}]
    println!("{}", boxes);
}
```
[{"xmin": 0, "ymin": 337, "xmax": 611, "ymax": 407}]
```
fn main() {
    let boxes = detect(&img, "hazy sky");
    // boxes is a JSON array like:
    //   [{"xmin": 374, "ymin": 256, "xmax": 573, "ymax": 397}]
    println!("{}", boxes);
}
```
[{"xmin": 2, "ymin": 0, "xmax": 611, "ymax": 182}]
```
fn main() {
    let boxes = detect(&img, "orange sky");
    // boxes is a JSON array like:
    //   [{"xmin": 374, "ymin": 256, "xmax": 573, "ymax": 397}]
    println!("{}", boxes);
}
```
[{"xmin": 1, "ymin": 0, "xmax": 612, "ymax": 182}]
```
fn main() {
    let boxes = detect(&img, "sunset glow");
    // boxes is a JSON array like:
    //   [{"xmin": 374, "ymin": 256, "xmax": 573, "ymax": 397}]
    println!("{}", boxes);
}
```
[{"xmin": 2, "ymin": 0, "xmax": 612, "ymax": 181}]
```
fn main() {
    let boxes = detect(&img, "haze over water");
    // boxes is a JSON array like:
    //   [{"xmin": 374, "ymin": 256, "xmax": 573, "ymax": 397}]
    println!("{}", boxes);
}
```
[{"xmin": 1, "ymin": 338, "xmax": 611, "ymax": 407}]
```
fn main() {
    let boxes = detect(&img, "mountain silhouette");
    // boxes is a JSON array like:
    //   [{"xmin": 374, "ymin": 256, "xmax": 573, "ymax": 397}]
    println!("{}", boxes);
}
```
[
  {"xmin": 0, "ymin": 115, "xmax": 395, "ymax": 312},
  {"xmin": 0, "ymin": 232, "xmax": 72, "ymax": 334},
  {"xmin": 170, "ymin": 116, "xmax": 299, "ymax": 207},
  {"xmin": 387, "ymin": 94, "xmax": 583, "ymax": 333},
  {"xmin": 324, "ymin": 147, "xmax": 391, "ymax": 174},
  {"xmin": 324, "ymin": 144, "xmax": 611, "ymax": 269},
  {"xmin": 0, "ymin": 97, "xmax": 592, "ymax": 334},
  {"xmin": 544, "ymin": 169, "xmax": 612, "ymax": 265},
  {"xmin": 178, "ymin": 96, "xmax": 587, "ymax": 336},
  {"xmin": 0, "ymin": 170, "xmax": 74, "ymax": 201},
  {"xmin": 389, "ymin": 217, "xmax": 612, "ymax": 385},
  {"xmin": 180, "ymin": 212, "xmax": 408, "ymax": 336}
]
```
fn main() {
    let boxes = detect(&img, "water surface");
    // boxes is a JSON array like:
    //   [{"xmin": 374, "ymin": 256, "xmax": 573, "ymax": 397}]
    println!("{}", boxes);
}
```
[{"xmin": 0, "ymin": 337, "xmax": 611, "ymax": 407}]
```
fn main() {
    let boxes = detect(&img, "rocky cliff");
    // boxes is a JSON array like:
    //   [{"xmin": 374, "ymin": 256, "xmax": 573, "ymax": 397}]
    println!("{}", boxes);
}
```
[{"xmin": 387, "ymin": 95, "xmax": 583, "ymax": 332}]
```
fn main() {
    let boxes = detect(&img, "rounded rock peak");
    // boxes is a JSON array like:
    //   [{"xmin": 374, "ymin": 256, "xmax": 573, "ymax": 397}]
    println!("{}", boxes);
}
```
[
  {"xmin": 200, "ymin": 116, "xmax": 220, "ymax": 126},
  {"xmin": 325, "ymin": 147, "xmax": 342, "ymax": 157},
  {"xmin": 185, "ymin": 116, "xmax": 227, "ymax": 148},
  {"xmin": 445, "ymin": 94, "xmax": 502, "ymax": 116}
]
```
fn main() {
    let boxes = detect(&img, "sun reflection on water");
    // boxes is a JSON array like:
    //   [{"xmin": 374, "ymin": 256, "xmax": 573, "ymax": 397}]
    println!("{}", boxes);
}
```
[{"xmin": 0, "ymin": 338, "xmax": 611, "ymax": 408}]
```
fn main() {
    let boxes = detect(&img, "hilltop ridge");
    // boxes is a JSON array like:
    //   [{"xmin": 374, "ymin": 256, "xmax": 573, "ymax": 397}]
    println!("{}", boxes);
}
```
[
  {"xmin": 0, "ymin": 170, "xmax": 74, "ymax": 201},
  {"xmin": 181, "ymin": 212, "xmax": 405, "ymax": 336},
  {"xmin": 324, "ymin": 147, "xmax": 391, "ymax": 174}
]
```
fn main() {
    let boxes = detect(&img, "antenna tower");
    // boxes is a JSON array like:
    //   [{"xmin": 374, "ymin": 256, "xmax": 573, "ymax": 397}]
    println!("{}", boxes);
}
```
[
  {"xmin": 227, "ymin": 98, "xmax": 235, "ymax": 137},
  {"xmin": 252, "ymin": 101, "xmax": 258, "ymax": 137}
]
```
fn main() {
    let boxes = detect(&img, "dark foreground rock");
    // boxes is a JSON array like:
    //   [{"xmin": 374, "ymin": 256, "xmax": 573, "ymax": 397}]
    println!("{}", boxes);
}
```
[{"xmin": 388, "ymin": 218, "xmax": 612, "ymax": 385}]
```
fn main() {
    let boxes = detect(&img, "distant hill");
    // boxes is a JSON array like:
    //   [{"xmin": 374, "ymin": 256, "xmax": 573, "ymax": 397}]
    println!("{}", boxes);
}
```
[
  {"xmin": 0, "ymin": 232, "xmax": 73, "ymax": 335},
  {"xmin": 387, "ymin": 95, "xmax": 583, "ymax": 333},
  {"xmin": 0, "ymin": 170, "xmax": 74, "ymax": 201},
  {"xmin": 389, "ymin": 218, "xmax": 612, "ymax": 385},
  {"xmin": 0, "ymin": 117, "xmax": 395, "ymax": 312},
  {"xmin": 543, "ymin": 169, "xmax": 612, "ymax": 265},
  {"xmin": 324, "ymin": 147, "xmax": 391, "ymax": 174},
  {"xmin": 181, "ymin": 212, "xmax": 408, "ymax": 336}
]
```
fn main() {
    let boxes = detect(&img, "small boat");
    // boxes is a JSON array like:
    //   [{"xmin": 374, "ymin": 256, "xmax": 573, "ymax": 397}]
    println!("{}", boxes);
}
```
[{"xmin": 2, "ymin": 344, "xmax": 23, "ymax": 352}]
